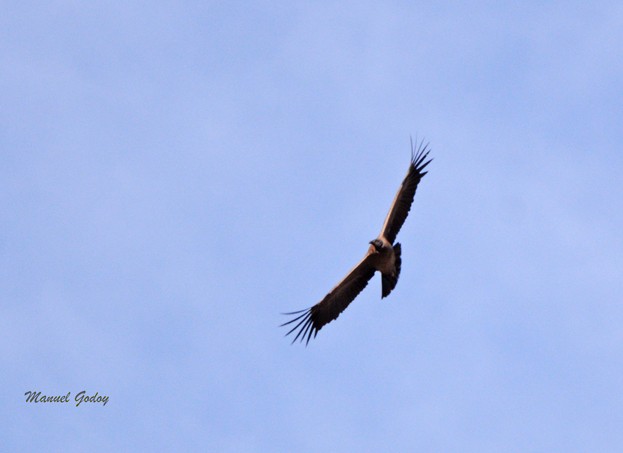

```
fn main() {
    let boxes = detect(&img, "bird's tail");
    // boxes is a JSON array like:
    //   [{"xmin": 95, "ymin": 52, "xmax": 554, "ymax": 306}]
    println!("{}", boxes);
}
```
[{"xmin": 381, "ymin": 243, "xmax": 402, "ymax": 298}]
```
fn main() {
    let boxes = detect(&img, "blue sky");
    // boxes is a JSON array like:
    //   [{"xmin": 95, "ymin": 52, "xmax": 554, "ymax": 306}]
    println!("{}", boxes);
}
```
[{"xmin": 2, "ymin": 1, "xmax": 623, "ymax": 451}]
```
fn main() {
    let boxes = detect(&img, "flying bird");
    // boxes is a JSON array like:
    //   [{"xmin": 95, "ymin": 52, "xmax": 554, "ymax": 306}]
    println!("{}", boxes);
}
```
[{"xmin": 282, "ymin": 139, "xmax": 432, "ymax": 344}]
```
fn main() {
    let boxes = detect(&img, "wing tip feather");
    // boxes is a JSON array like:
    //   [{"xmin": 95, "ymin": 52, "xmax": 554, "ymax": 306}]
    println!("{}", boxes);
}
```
[
  {"xmin": 281, "ymin": 308, "xmax": 319, "ymax": 345},
  {"xmin": 409, "ymin": 137, "xmax": 432, "ymax": 175}
]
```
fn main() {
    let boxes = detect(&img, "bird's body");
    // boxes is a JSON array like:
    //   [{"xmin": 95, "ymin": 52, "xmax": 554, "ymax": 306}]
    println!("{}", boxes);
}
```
[
  {"xmin": 369, "ymin": 237, "xmax": 394, "ymax": 274},
  {"xmin": 282, "ymin": 140, "xmax": 432, "ymax": 344}
]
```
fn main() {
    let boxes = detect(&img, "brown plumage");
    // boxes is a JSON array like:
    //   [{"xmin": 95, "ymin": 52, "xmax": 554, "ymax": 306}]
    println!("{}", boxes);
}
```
[{"xmin": 282, "ymin": 139, "xmax": 432, "ymax": 344}]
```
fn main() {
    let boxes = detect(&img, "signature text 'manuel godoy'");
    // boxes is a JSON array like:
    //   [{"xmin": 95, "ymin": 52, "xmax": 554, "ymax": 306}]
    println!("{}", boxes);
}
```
[{"xmin": 24, "ymin": 390, "xmax": 109, "ymax": 407}]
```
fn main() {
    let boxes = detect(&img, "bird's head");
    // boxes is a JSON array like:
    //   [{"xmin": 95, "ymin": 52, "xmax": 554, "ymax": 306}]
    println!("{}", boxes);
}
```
[{"xmin": 369, "ymin": 239, "xmax": 384, "ymax": 253}]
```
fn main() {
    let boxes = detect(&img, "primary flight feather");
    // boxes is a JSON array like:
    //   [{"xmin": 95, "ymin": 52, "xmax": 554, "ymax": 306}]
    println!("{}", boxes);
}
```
[{"xmin": 282, "ymin": 139, "xmax": 432, "ymax": 344}]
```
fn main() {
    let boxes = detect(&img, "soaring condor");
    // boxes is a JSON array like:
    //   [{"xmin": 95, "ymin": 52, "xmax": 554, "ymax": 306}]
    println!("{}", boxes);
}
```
[{"xmin": 282, "ymin": 139, "xmax": 432, "ymax": 344}]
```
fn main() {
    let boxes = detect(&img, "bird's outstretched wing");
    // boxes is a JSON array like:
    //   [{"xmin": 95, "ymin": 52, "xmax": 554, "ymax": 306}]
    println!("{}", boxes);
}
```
[
  {"xmin": 379, "ymin": 139, "xmax": 432, "ymax": 244},
  {"xmin": 282, "ymin": 253, "xmax": 377, "ymax": 345}
]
